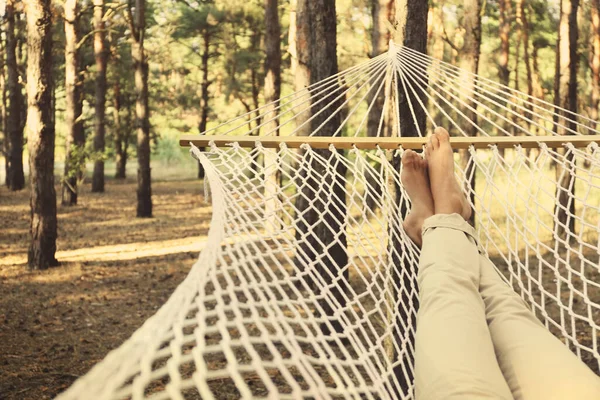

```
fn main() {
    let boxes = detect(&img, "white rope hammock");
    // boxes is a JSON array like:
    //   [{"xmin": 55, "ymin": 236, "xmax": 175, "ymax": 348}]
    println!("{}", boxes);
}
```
[{"xmin": 57, "ymin": 42, "xmax": 600, "ymax": 399}]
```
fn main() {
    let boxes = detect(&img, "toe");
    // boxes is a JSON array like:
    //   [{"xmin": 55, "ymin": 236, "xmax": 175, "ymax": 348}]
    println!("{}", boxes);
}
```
[
  {"xmin": 434, "ymin": 127, "xmax": 450, "ymax": 143},
  {"xmin": 402, "ymin": 150, "xmax": 416, "ymax": 167}
]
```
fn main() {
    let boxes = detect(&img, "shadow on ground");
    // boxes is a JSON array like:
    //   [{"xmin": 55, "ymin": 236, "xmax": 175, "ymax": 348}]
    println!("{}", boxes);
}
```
[{"xmin": 0, "ymin": 179, "xmax": 211, "ymax": 400}]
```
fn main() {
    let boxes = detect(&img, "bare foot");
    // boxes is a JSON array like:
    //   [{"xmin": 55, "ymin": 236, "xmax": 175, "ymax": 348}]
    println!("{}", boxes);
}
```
[
  {"xmin": 401, "ymin": 149, "xmax": 434, "ymax": 247},
  {"xmin": 425, "ymin": 127, "xmax": 472, "ymax": 220}
]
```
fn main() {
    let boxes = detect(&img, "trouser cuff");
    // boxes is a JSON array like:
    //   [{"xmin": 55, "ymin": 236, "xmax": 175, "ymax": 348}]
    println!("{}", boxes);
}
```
[{"xmin": 422, "ymin": 213, "xmax": 483, "ymax": 254}]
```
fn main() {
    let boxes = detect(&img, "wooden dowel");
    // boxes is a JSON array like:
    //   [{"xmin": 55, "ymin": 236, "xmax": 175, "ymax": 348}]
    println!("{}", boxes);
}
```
[{"xmin": 179, "ymin": 134, "xmax": 600, "ymax": 150}]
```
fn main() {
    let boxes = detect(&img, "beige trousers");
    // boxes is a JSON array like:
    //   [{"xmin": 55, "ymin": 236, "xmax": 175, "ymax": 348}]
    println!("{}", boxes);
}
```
[{"xmin": 414, "ymin": 214, "xmax": 600, "ymax": 400}]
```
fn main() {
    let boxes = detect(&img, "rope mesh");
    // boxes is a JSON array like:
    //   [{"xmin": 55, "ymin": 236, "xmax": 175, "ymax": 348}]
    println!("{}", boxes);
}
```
[{"xmin": 57, "ymin": 43, "xmax": 600, "ymax": 399}]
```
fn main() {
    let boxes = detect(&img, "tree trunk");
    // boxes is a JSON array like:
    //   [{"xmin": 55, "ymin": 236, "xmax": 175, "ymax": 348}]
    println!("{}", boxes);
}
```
[
  {"xmin": 429, "ymin": 1, "xmax": 445, "ymax": 127},
  {"xmin": 554, "ymin": 0, "xmax": 579, "ymax": 238},
  {"xmin": 6, "ymin": 0, "xmax": 25, "ymax": 191},
  {"xmin": 289, "ymin": 0, "xmax": 298, "ymax": 76},
  {"xmin": 293, "ymin": 0, "xmax": 348, "ymax": 334},
  {"xmin": 248, "ymin": 31, "xmax": 262, "ymax": 178},
  {"xmin": 499, "ymin": 0, "xmax": 511, "ymax": 88},
  {"xmin": 457, "ymin": 0, "xmax": 481, "ymax": 226},
  {"xmin": 395, "ymin": 0, "xmax": 428, "ymax": 139},
  {"xmin": 62, "ymin": 0, "xmax": 84, "ymax": 206},
  {"xmin": 531, "ymin": 44, "xmax": 544, "ymax": 137},
  {"xmin": 495, "ymin": 0, "xmax": 511, "ymax": 146},
  {"xmin": 17, "ymin": 13, "xmax": 27, "ymax": 142},
  {"xmin": 1, "ymin": 22, "xmax": 7, "ymax": 185},
  {"xmin": 517, "ymin": 0, "xmax": 534, "ymax": 130},
  {"xmin": 553, "ymin": 9, "xmax": 562, "ymax": 136},
  {"xmin": 25, "ymin": 0, "xmax": 58, "ymax": 270},
  {"xmin": 263, "ymin": 0, "xmax": 282, "ymax": 233},
  {"xmin": 250, "ymin": 33, "xmax": 261, "ymax": 125},
  {"xmin": 132, "ymin": 0, "xmax": 152, "ymax": 217},
  {"xmin": 513, "ymin": 21, "xmax": 522, "ymax": 133},
  {"xmin": 292, "ymin": 0, "xmax": 311, "ymax": 137},
  {"xmin": 197, "ymin": 30, "xmax": 211, "ymax": 180},
  {"xmin": 391, "ymin": 0, "xmax": 428, "ymax": 393},
  {"xmin": 591, "ymin": 0, "xmax": 600, "ymax": 127},
  {"xmin": 92, "ymin": 0, "xmax": 107, "ymax": 193},
  {"xmin": 264, "ymin": 0, "xmax": 282, "ymax": 114},
  {"xmin": 368, "ymin": 0, "xmax": 394, "ymax": 139},
  {"xmin": 371, "ymin": 0, "xmax": 394, "ymax": 66},
  {"xmin": 113, "ymin": 78, "xmax": 129, "ymax": 179},
  {"xmin": 394, "ymin": 0, "xmax": 428, "ymax": 231},
  {"xmin": 364, "ymin": 0, "xmax": 394, "ymax": 209}
]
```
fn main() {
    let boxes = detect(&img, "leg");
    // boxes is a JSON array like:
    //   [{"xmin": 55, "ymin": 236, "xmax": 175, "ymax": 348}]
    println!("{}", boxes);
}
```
[
  {"xmin": 415, "ymin": 214, "xmax": 512, "ymax": 400},
  {"xmin": 401, "ymin": 149, "xmax": 434, "ymax": 247},
  {"xmin": 479, "ymin": 257, "xmax": 600, "ymax": 400},
  {"xmin": 413, "ymin": 129, "xmax": 512, "ymax": 399}
]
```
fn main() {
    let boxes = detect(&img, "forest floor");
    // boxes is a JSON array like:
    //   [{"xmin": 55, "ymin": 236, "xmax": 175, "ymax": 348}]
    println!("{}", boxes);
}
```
[
  {"xmin": 0, "ymin": 178, "xmax": 211, "ymax": 400},
  {"xmin": 1, "ymin": 174, "xmax": 599, "ymax": 399}
]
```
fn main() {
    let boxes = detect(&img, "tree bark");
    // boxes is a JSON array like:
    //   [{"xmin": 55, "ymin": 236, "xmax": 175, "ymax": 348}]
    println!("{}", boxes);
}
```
[
  {"xmin": 554, "ymin": 0, "xmax": 579, "ymax": 238},
  {"xmin": 499, "ymin": 0, "xmax": 511, "ymax": 88},
  {"xmin": 365, "ymin": 0, "xmax": 394, "ymax": 209},
  {"xmin": 113, "ymin": 78, "xmax": 129, "ymax": 179},
  {"xmin": 5, "ymin": 0, "xmax": 25, "ymax": 191},
  {"xmin": 395, "ymin": 0, "xmax": 428, "ymax": 140},
  {"xmin": 458, "ymin": 0, "xmax": 482, "ymax": 124},
  {"xmin": 1, "ymin": 21, "xmax": 7, "ymax": 185},
  {"xmin": 288, "ymin": 0, "xmax": 298, "ymax": 77},
  {"xmin": 197, "ymin": 30, "xmax": 211, "ymax": 179},
  {"xmin": 553, "ymin": 7, "xmax": 562, "ymax": 135},
  {"xmin": 132, "ymin": 0, "xmax": 152, "ymax": 217},
  {"xmin": 62, "ymin": 0, "xmax": 84, "ymax": 205},
  {"xmin": 430, "ymin": 1, "xmax": 445, "ymax": 128},
  {"xmin": 264, "ymin": 0, "xmax": 281, "ymax": 112},
  {"xmin": 391, "ymin": 0, "xmax": 428, "ymax": 393},
  {"xmin": 457, "ymin": 0, "xmax": 481, "ymax": 226},
  {"xmin": 293, "ymin": 0, "xmax": 348, "ymax": 334},
  {"xmin": 250, "ymin": 32, "xmax": 261, "ymax": 124},
  {"xmin": 591, "ymin": 0, "xmax": 600, "ymax": 127},
  {"xmin": 92, "ymin": 0, "xmax": 108, "ymax": 193},
  {"xmin": 263, "ymin": 0, "xmax": 282, "ymax": 233},
  {"xmin": 371, "ymin": 0, "xmax": 394, "ymax": 65},
  {"xmin": 16, "ymin": 12, "xmax": 27, "ymax": 141},
  {"xmin": 292, "ymin": 0, "xmax": 311, "ymax": 137},
  {"xmin": 249, "ymin": 30, "xmax": 262, "ymax": 178},
  {"xmin": 517, "ymin": 0, "xmax": 534, "ymax": 129},
  {"xmin": 25, "ymin": 0, "xmax": 58, "ymax": 269}
]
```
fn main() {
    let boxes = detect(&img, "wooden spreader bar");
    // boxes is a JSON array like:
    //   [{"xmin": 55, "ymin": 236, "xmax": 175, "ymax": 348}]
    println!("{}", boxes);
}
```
[{"xmin": 180, "ymin": 134, "xmax": 600, "ymax": 150}]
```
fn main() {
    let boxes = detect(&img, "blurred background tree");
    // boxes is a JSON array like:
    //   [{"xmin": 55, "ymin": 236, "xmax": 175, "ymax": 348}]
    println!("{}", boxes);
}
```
[{"xmin": 0, "ymin": 0, "xmax": 595, "ymax": 269}]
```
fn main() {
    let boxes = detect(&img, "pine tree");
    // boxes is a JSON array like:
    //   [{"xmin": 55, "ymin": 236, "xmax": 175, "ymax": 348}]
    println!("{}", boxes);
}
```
[
  {"xmin": 458, "ymin": 0, "xmax": 481, "ymax": 225},
  {"xmin": 391, "ymin": 0, "xmax": 428, "ymax": 393},
  {"xmin": 5, "ymin": 0, "xmax": 25, "ymax": 191},
  {"xmin": 25, "ymin": 0, "xmax": 58, "ymax": 269},
  {"xmin": 554, "ymin": 0, "xmax": 579, "ymax": 238},
  {"xmin": 62, "ymin": 0, "xmax": 85, "ymax": 205},
  {"xmin": 294, "ymin": 0, "xmax": 348, "ymax": 333},
  {"xmin": 129, "ymin": 0, "xmax": 152, "ymax": 217},
  {"xmin": 92, "ymin": 0, "xmax": 108, "ymax": 193},
  {"xmin": 591, "ymin": 0, "xmax": 600, "ymax": 126}
]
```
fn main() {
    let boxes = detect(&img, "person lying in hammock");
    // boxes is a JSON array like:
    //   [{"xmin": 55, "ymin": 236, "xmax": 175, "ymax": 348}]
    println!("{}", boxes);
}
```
[{"xmin": 401, "ymin": 127, "xmax": 600, "ymax": 400}]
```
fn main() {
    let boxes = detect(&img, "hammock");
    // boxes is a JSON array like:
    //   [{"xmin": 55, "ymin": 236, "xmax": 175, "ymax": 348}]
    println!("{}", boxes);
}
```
[{"xmin": 57, "ymin": 43, "xmax": 600, "ymax": 399}]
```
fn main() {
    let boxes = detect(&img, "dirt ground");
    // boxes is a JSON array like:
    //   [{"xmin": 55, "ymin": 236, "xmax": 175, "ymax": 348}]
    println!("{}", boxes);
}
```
[
  {"xmin": 2, "ymin": 176, "xmax": 599, "ymax": 399},
  {"xmin": 0, "ymin": 178, "xmax": 211, "ymax": 400}
]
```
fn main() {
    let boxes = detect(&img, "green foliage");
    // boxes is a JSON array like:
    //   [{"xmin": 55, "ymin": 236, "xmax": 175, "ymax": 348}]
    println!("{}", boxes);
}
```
[
  {"xmin": 64, "ymin": 144, "xmax": 89, "ymax": 181},
  {"xmin": 44, "ymin": 0, "xmax": 596, "ymax": 174},
  {"xmin": 155, "ymin": 135, "xmax": 187, "ymax": 165}
]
